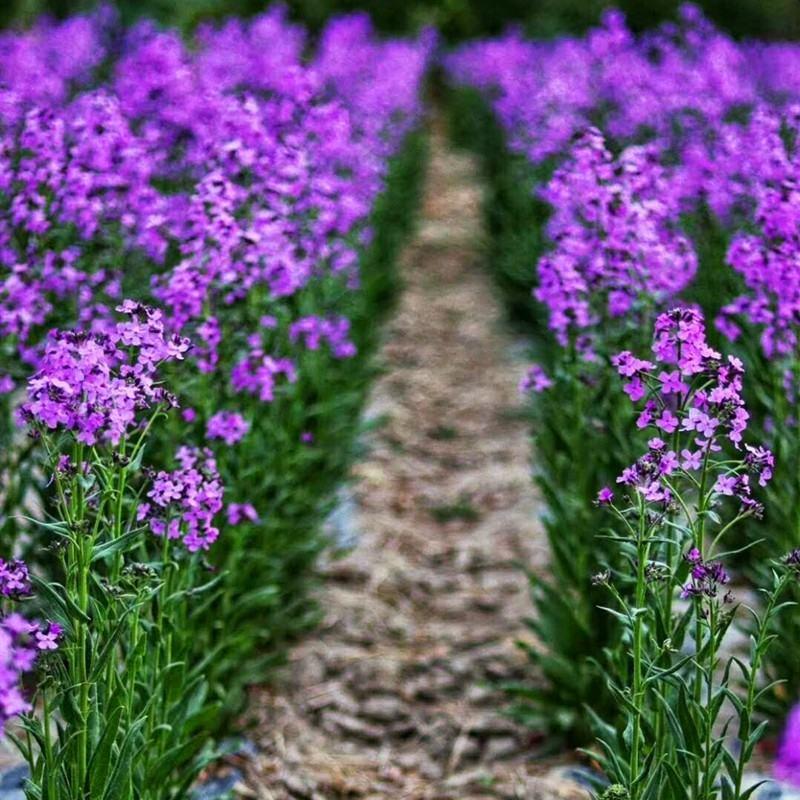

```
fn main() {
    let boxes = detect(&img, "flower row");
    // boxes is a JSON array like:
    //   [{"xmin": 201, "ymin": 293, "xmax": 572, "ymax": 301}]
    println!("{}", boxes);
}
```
[
  {"xmin": 447, "ymin": 6, "xmax": 800, "ymax": 795},
  {"xmin": 0, "ymin": 8, "xmax": 432, "ymax": 798}
]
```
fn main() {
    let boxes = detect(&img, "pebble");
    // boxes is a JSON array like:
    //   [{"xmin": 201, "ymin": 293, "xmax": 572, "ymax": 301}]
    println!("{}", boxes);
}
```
[
  {"xmin": 324, "ymin": 491, "xmax": 361, "ymax": 551},
  {"xmin": 321, "ymin": 710, "xmax": 384, "ymax": 742},
  {"xmin": 484, "ymin": 735, "xmax": 520, "ymax": 760},
  {"xmin": 0, "ymin": 763, "xmax": 27, "ymax": 800},
  {"xmin": 0, "ymin": 765, "xmax": 27, "ymax": 790},
  {"xmin": 361, "ymin": 695, "xmax": 410, "ymax": 722}
]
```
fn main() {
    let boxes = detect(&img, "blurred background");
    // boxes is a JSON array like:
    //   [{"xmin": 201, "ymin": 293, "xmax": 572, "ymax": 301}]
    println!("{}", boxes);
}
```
[{"xmin": 2, "ymin": 0, "xmax": 799, "ymax": 43}]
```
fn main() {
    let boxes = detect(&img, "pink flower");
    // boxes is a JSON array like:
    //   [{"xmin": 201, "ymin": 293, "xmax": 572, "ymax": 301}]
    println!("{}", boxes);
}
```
[
  {"xmin": 596, "ymin": 487, "xmax": 614, "ymax": 505},
  {"xmin": 656, "ymin": 409, "xmax": 679, "ymax": 433},
  {"xmin": 206, "ymin": 411, "xmax": 249, "ymax": 446}
]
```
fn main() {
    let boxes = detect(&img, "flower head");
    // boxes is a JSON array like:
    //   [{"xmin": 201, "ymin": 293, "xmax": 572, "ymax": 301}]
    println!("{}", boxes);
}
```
[
  {"xmin": 21, "ymin": 303, "xmax": 188, "ymax": 445},
  {"xmin": 142, "ymin": 447, "xmax": 224, "ymax": 553}
]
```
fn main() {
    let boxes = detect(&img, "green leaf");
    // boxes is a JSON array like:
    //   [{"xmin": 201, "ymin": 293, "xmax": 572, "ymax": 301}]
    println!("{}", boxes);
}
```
[
  {"xmin": 89, "ymin": 704, "xmax": 124, "ymax": 797},
  {"xmin": 100, "ymin": 717, "xmax": 146, "ymax": 800}
]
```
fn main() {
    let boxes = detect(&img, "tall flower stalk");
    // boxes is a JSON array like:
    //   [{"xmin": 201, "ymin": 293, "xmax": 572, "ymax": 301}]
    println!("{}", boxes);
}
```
[
  {"xmin": 16, "ymin": 304, "xmax": 223, "ymax": 799},
  {"xmin": 593, "ymin": 308, "xmax": 790, "ymax": 799}
]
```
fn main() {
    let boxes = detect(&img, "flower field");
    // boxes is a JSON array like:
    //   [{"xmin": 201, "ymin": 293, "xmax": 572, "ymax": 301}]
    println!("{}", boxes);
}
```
[{"xmin": 2, "ymin": 1, "xmax": 800, "ymax": 798}]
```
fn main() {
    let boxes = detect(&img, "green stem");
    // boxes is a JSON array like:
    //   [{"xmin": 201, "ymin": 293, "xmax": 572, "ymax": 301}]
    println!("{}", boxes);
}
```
[{"xmin": 629, "ymin": 498, "xmax": 649, "ymax": 800}]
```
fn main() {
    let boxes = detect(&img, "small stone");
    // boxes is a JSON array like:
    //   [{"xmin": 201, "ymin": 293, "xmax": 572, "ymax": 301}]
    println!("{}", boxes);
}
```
[
  {"xmin": 361, "ymin": 696, "xmax": 410, "ymax": 722},
  {"xmin": 444, "ymin": 768, "xmax": 492, "ymax": 789},
  {"xmin": 468, "ymin": 713, "xmax": 519, "ymax": 738},
  {"xmin": 484, "ymin": 735, "xmax": 519, "ymax": 761},
  {"xmin": 0, "ymin": 766, "xmax": 28, "ymax": 790},
  {"xmin": 280, "ymin": 771, "xmax": 317, "ymax": 799},
  {"xmin": 466, "ymin": 684, "xmax": 494, "ymax": 704},
  {"xmin": 473, "ymin": 596, "xmax": 502, "ymax": 612},
  {"xmin": 321, "ymin": 711, "xmax": 383, "ymax": 742},
  {"xmin": 305, "ymin": 681, "xmax": 358, "ymax": 714}
]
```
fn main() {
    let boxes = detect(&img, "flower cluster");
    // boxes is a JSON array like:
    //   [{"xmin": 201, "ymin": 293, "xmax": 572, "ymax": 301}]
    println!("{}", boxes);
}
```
[
  {"xmin": 0, "ymin": 560, "xmax": 30, "ymax": 599},
  {"xmin": 141, "ymin": 447, "xmax": 224, "ymax": 553},
  {"xmin": 0, "ymin": 601, "xmax": 61, "ymax": 728},
  {"xmin": 0, "ymin": 9, "xmax": 432, "ymax": 796},
  {"xmin": 718, "ymin": 158, "xmax": 800, "ymax": 361},
  {"xmin": 206, "ymin": 411, "xmax": 249, "ymax": 446},
  {"xmin": 535, "ymin": 131, "xmax": 696, "ymax": 349},
  {"xmin": 519, "ymin": 364, "xmax": 552, "ymax": 394},
  {"xmin": 681, "ymin": 547, "xmax": 731, "ymax": 601},
  {"xmin": 446, "ymin": 5, "xmax": 794, "ymax": 170},
  {"xmin": 289, "ymin": 316, "xmax": 356, "ymax": 359},
  {"xmin": 20, "ymin": 304, "xmax": 188, "ymax": 445},
  {"xmin": 610, "ymin": 308, "xmax": 772, "ymax": 513}
]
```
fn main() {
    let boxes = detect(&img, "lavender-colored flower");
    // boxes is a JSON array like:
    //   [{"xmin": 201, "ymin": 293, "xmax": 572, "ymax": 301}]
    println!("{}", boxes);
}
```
[
  {"xmin": 21, "ymin": 303, "xmax": 188, "ymax": 446},
  {"xmin": 206, "ymin": 411, "xmax": 249, "ymax": 446},
  {"xmin": 0, "ymin": 567, "xmax": 61, "ymax": 728},
  {"xmin": 610, "ymin": 308, "xmax": 773, "ymax": 510},
  {"xmin": 597, "ymin": 487, "xmax": 614, "ymax": 505},
  {"xmin": 680, "ymin": 547, "xmax": 730, "ymax": 600},
  {"xmin": 226, "ymin": 503, "xmax": 259, "ymax": 526},
  {"xmin": 534, "ymin": 131, "xmax": 696, "ymax": 351},
  {"xmin": 143, "ymin": 447, "xmax": 224, "ymax": 553},
  {"xmin": 0, "ymin": 560, "xmax": 30, "ymax": 599},
  {"xmin": 519, "ymin": 364, "xmax": 553, "ymax": 394},
  {"xmin": 289, "ymin": 316, "xmax": 356, "ymax": 359}
]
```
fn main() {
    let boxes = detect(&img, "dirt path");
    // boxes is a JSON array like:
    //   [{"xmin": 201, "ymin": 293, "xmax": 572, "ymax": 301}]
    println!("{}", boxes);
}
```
[{"xmin": 242, "ymin": 123, "xmax": 589, "ymax": 800}]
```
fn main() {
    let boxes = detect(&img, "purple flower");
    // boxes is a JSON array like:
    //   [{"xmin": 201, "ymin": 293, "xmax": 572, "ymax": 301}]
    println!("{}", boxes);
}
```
[
  {"xmin": 34, "ymin": 622, "xmax": 63, "ymax": 651},
  {"xmin": 624, "ymin": 377, "xmax": 646, "ymax": 401},
  {"xmin": 656, "ymin": 409, "xmax": 679, "ymax": 434},
  {"xmin": 533, "ymin": 130, "xmax": 696, "ymax": 352},
  {"xmin": 659, "ymin": 370, "xmax": 689, "ymax": 396},
  {"xmin": 142, "ymin": 447, "xmax": 224, "ymax": 553},
  {"xmin": 680, "ymin": 549, "xmax": 730, "ymax": 601},
  {"xmin": 0, "ymin": 560, "xmax": 30, "ymax": 599},
  {"xmin": 519, "ymin": 364, "xmax": 553, "ymax": 394},
  {"xmin": 611, "ymin": 308, "xmax": 771, "ymax": 513},
  {"xmin": 206, "ymin": 411, "xmax": 249, "ymax": 446},
  {"xmin": 681, "ymin": 449, "xmax": 702, "ymax": 471},
  {"xmin": 597, "ymin": 487, "xmax": 614, "ymax": 505},
  {"xmin": 713, "ymin": 475, "xmax": 738, "ymax": 496},
  {"xmin": 0, "ymin": 575, "xmax": 61, "ymax": 728},
  {"xmin": 289, "ymin": 316, "xmax": 357, "ymax": 359},
  {"xmin": 226, "ymin": 503, "xmax": 259, "ymax": 526},
  {"xmin": 21, "ymin": 303, "xmax": 187, "ymax": 446}
]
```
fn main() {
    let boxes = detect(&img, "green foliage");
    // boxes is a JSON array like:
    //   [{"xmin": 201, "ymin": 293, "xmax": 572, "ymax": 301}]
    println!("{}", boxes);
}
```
[
  {"xmin": 18, "ymin": 429, "xmax": 221, "ymax": 800},
  {"xmin": 506, "ymin": 361, "xmax": 643, "ymax": 747}
]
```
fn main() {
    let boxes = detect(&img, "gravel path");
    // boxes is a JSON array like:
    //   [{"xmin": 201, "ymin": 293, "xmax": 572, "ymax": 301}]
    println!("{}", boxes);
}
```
[{"xmin": 241, "ymin": 122, "xmax": 590, "ymax": 800}]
